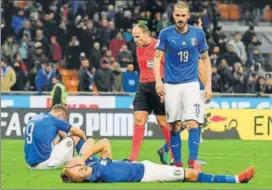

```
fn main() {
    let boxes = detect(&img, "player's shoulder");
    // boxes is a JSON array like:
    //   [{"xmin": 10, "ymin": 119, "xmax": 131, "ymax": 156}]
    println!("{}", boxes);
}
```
[
  {"xmin": 189, "ymin": 25, "xmax": 205, "ymax": 35},
  {"xmin": 159, "ymin": 25, "xmax": 175, "ymax": 34}
]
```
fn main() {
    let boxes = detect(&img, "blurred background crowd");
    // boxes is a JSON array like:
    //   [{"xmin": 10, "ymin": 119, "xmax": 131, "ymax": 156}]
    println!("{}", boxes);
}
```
[{"xmin": 1, "ymin": 0, "xmax": 272, "ymax": 94}]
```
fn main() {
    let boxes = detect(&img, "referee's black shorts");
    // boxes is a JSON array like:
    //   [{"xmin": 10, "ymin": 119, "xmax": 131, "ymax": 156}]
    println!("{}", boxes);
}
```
[{"xmin": 133, "ymin": 81, "xmax": 165, "ymax": 115}]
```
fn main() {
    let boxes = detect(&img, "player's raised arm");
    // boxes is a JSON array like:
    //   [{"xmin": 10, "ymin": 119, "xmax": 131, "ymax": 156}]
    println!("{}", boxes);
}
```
[
  {"xmin": 69, "ymin": 126, "xmax": 86, "ymax": 140},
  {"xmin": 79, "ymin": 138, "xmax": 112, "ymax": 161}
]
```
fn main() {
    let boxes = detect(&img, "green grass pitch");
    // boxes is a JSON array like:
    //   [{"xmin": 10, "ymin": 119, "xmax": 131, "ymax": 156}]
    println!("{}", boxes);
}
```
[{"xmin": 1, "ymin": 139, "xmax": 272, "ymax": 189}]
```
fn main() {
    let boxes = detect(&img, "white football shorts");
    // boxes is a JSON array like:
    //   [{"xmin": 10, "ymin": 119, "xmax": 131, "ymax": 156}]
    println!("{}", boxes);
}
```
[
  {"xmin": 28, "ymin": 136, "xmax": 74, "ymax": 170},
  {"xmin": 165, "ymin": 81, "xmax": 202, "ymax": 123},
  {"xmin": 140, "ymin": 160, "xmax": 185, "ymax": 182}
]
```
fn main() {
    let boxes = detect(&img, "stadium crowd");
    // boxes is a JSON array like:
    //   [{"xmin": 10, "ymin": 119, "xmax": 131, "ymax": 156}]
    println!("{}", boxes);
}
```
[{"xmin": 1, "ymin": 0, "xmax": 272, "ymax": 94}]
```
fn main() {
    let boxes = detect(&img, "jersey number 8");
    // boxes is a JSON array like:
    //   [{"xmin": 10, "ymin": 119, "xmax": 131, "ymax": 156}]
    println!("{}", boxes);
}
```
[
  {"xmin": 178, "ymin": 51, "xmax": 189, "ymax": 62},
  {"xmin": 26, "ymin": 123, "xmax": 35, "ymax": 144}
]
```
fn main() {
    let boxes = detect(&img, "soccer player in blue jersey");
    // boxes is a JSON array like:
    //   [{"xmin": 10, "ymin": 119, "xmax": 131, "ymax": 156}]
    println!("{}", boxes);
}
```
[
  {"xmin": 60, "ymin": 138, "xmax": 255, "ymax": 184},
  {"xmin": 154, "ymin": 2, "xmax": 212, "ymax": 169},
  {"xmin": 157, "ymin": 13, "xmax": 210, "ymax": 166},
  {"xmin": 24, "ymin": 104, "xmax": 87, "ymax": 169}
]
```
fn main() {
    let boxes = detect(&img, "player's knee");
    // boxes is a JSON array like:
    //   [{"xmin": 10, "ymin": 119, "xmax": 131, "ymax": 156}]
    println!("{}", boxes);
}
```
[
  {"xmin": 170, "ymin": 121, "xmax": 180, "ymax": 132},
  {"xmin": 100, "ymin": 138, "xmax": 110, "ymax": 147},
  {"xmin": 157, "ymin": 116, "xmax": 168, "ymax": 128},
  {"xmin": 184, "ymin": 168, "xmax": 199, "ymax": 182},
  {"xmin": 134, "ymin": 115, "xmax": 147, "ymax": 126},
  {"xmin": 185, "ymin": 120, "xmax": 198, "ymax": 129},
  {"xmin": 86, "ymin": 138, "xmax": 94, "ymax": 145}
]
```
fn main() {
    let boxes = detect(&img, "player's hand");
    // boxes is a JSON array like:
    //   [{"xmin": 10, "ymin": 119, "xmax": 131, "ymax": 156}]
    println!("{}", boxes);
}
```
[
  {"xmin": 156, "ymin": 80, "xmax": 165, "ymax": 97},
  {"xmin": 204, "ymin": 87, "xmax": 212, "ymax": 103}
]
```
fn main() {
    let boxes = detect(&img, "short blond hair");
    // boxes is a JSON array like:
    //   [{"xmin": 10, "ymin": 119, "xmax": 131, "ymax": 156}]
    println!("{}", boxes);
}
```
[
  {"xmin": 133, "ymin": 23, "xmax": 149, "ymax": 34},
  {"xmin": 51, "ymin": 104, "xmax": 68, "ymax": 117},
  {"xmin": 174, "ymin": 1, "xmax": 190, "ymax": 12}
]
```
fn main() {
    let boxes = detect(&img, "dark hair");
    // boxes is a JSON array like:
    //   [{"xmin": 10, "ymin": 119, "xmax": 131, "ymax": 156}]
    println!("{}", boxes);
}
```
[
  {"xmin": 51, "ymin": 104, "xmax": 68, "ymax": 116},
  {"xmin": 188, "ymin": 13, "xmax": 201, "ymax": 26}
]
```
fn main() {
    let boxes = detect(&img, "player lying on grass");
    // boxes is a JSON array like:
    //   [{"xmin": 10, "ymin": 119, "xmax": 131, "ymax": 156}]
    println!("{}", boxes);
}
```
[
  {"xmin": 24, "ymin": 104, "xmax": 87, "ymax": 169},
  {"xmin": 60, "ymin": 138, "xmax": 255, "ymax": 184}
]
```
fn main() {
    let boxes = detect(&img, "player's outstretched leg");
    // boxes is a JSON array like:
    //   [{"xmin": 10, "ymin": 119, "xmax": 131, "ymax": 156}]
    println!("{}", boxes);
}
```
[
  {"xmin": 185, "ymin": 166, "xmax": 255, "ymax": 183},
  {"xmin": 129, "ymin": 111, "xmax": 148, "ymax": 161}
]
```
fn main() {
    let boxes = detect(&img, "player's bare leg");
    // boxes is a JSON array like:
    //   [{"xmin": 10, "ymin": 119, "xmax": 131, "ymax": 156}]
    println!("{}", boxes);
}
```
[
  {"xmin": 185, "ymin": 120, "xmax": 202, "ymax": 171},
  {"xmin": 169, "ymin": 121, "xmax": 182, "ymax": 167},
  {"xmin": 129, "ymin": 111, "xmax": 148, "ymax": 161}
]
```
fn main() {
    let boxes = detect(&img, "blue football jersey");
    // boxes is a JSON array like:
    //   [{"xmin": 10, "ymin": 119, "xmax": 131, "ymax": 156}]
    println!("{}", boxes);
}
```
[
  {"xmin": 24, "ymin": 113, "xmax": 71, "ymax": 165},
  {"xmin": 86, "ymin": 158, "xmax": 144, "ymax": 183},
  {"xmin": 156, "ymin": 25, "xmax": 208, "ymax": 84}
]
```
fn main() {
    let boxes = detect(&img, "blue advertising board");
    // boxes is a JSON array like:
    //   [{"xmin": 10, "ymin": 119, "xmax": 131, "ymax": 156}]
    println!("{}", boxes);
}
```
[
  {"xmin": 1, "ymin": 95, "xmax": 272, "ymax": 109},
  {"xmin": 1, "ymin": 95, "xmax": 30, "ymax": 108}
]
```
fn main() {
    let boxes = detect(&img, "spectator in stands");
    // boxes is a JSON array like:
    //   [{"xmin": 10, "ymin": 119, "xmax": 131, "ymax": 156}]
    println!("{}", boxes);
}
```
[
  {"xmin": 255, "ymin": 77, "xmax": 266, "ymax": 93},
  {"xmin": 43, "ymin": 11, "xmax": 58, "ymax": 38},
  {"xmin": 241, "ymin": 25, "xmax": 256, "ymax": 48},
  {"xmin": 107, "ymin": 5, "xmax": 116, "ymax": 21},
  {"xmin": 100, "ymin": 50, "xmax": 115, "ymax": 66},
  {"xmin": 123, "ymin": 28, "xmax": 133, "ymax": 42},
  {"xmin": 266, "ymin": 79, "xmax": 272, "ymax": 93},
  {"xmin": 1, "ymin": 57, "xmax": 16, "ymax": 92},
  {"xmin": 11, "ymin": 61, "xmax": 26, "ymax": 91},
  {"xmin": 233, "ymin": 63, "xmax": 246, "ymax": 93},
  {"xmin": 1, "ymin": 34, "xmax": 18, "ymax": 64},
  {"xmin": 99, "ymin": 18, "xmax": 112, "ymax": 46},
  {"xmin": 223, "ymin": 44, "xmax": 241, "ymax": 68},
  {"xmin": 209, "ymin": 46, "xmax": 220, "ymax": 67},
  {"xmin": 94, "ymin": 60, "xmax": 114, "ymax": 92},
  {"xmin": 245, "ymin": 72, "xmax": 258, "ymax": 93},
  {"xmin": 17, "ymin": 20, "xmax": 32, "ymax": 41},
  {"xmin": 89, "ymin": 42, "xmax": 101, "ymax": 69},
  {"xmin": 228, "ymin": 32, "xmax": 247, "ymax": 66},
  {"xmin": 49, "ymin": 36, "xmax": 62, "ymax": 65},
  {"xmin": 111, "ymin": 61, "xmax": 123, "ymax": 92},
  {"xmin": 117, "ymin": 45, "xmax": 133, "ymax": 67},
  {"xmin": 34, "ymin": 29, "xmax": 50, "ymax": 56},
  {"xmin": 247, "ymin": 36, "xmax": 262, "ymax": 66},
  {"xmin": 122, "ymin": 63, "xmax": 139, "ymax": 93},
  {"xmin": 213, "ymin": 25, "xmax": 228, "ymax": 53},
  {"xmin": 156, "ymin": 13, "xmax": 171, "ymax": 34},
  {"xmin": 57, "ymin": 17, "xmax": 68, "ymax": 58},
  {"xmin": 18, "ymin": 34, "xmax": 32, "ymax": 71},
  {"xmin": 35, "ymin": 63, "xmax": 56, "ymax": 95},
  {"xmin": 211, "ymin": 66, "xmax": 222, "ymax": 93},
  {"xmin": 66, "ymin": 36, "xmax": 81, "ymax": 69},
  {"xmin": 30, "ymin": 43, "xmax": 49, "ymax": 70},
  {"xmin": 218, "ymin": 59, "xmax": 234, "ymax": 93},
  {"xmin": 109, "ymin": 31, "xmax": 127, "ymax": 58},
  {"xmin": 84, "ymin": 20, "xmax": 99, "ymax": 57},
  {"xmin": 11, "ymin": 9, "xmax": 26, "ymax": 35},
  {"xmin": 78, "ymin": 57, "xmax": 92, "ymax": 92},
  {"xmin": 14, "ymin": 54, "xmax": 28, "ymax": 76}
]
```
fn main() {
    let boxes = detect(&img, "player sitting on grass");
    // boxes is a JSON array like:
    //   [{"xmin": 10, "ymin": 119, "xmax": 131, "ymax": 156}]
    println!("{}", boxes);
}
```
[
  {"xmin": 60, "ymin": 138, "xmax": 255, "ymax": 184},
  {"xmin": 24, "ymin": 104, "xmax": 87, "ymax": 169}
]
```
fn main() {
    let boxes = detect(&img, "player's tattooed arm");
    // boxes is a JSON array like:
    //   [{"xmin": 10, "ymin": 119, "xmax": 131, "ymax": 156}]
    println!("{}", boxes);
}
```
[
  {"xmin": 154, "ymin": 49, "xmax": 164, "ymax": 82},
  {"xmin": 200, "ymin": 50, "xmax": 212, "ymax": 103},
  {"xmin": 200, "ymin": 51, "xmax": 209, "ymax": 60}
]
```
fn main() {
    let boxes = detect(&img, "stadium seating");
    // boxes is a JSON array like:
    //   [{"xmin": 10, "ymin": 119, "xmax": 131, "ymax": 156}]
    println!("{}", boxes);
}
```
[{"xmin": 59, "ymin": 69, "xmax": 79, "ymax": 92}]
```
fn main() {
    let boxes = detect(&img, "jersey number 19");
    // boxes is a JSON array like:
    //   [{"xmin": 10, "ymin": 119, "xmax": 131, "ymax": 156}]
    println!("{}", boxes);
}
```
[
  {"xmin": 178, "ymin": 51, "xmax": 189, "ymax": 62},
  {"xmin": 26, "ymin": 123, "xmax": 35, "ymax": 144}
]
